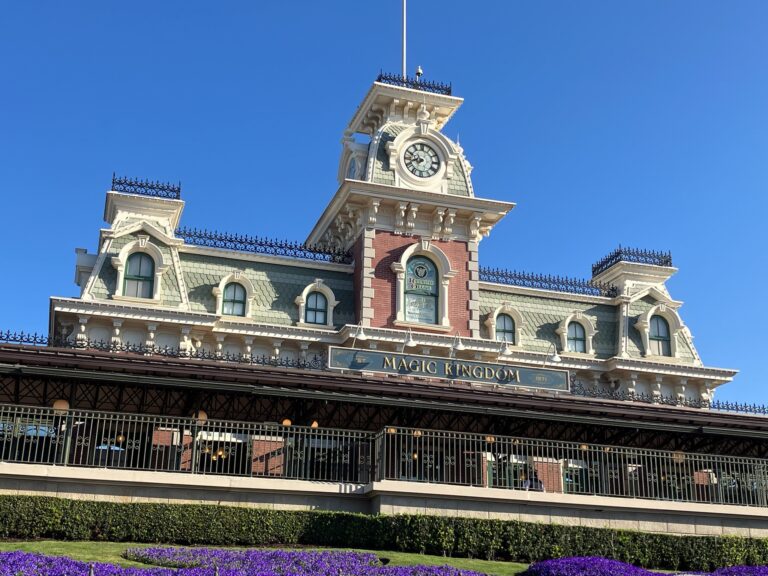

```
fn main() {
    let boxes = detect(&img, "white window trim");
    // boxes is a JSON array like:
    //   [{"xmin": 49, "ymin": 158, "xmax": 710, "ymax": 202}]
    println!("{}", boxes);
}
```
[
  {"xmin": 391, "ymin": 239, "xmax": 456, "ymax": 329},
  {"xmin": 212, "ymin": 271, "xmax": 256, "ymax": 318},
  {"xmin": 484, "ymin": 303, "xmax": 524, "ymax": 348},
  {"xmin": 110, "ymin": 236, "xmax": 170, "ymax": 302},
  {"xmin": 635, "ymin": 304, "xmax": 683, "ymax": 358},
  {"xmin": 556, "ymin": 312, "xmax": 597, "ymax": 356},
  {"xmin": 295, "ymin": 279, "xmax": 338, "ymax": 329}
]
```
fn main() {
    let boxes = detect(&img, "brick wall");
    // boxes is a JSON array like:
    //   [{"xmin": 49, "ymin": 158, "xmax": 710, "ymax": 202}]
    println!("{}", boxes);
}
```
[
  {"xmin": 369, "ymin": 231, "xmax": 471, "ymax": 336},
  {"xmin": 251, "ymin": 438, "xmax": 285, "ymax": 476}
]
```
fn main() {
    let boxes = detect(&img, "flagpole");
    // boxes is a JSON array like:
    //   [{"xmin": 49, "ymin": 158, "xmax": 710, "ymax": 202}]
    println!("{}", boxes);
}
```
[{"xmin": 402, "ymin": 0, "xmax": 407, "ymax": 79}]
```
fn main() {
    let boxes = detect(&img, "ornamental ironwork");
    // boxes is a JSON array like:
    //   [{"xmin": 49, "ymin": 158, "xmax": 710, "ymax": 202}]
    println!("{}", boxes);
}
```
[
  {"xmin": 0, "ymin": 331, "xmax": 325, "ymax": 370},
  {"xmin": 376, "ymin": 72, "xmax": 452, "ymax": 95},
  {"xmin": 111, "ymin": 174, "xmax": 181, "ymax": 199},
  {"xmin": 479, "ymin": 267, "xmax": 619, "ymax": 298},
  {"xmin": 174, "ymin": 227, "xmax": 353, "ymax": 264},
  {"xmin": 571, "ymin": 381, "xmax": 768, "ymax": 415},
  {"xmin": 592, "ymin": 246, "xmax": 673, "ymax": 277}
]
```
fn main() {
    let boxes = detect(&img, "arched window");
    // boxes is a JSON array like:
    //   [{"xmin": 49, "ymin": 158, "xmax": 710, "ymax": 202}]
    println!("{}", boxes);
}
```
[
  {"xmin": 305, "ymin": 291, "xmax": 328, "ymax": 325},
  {"xmin": 222, "ymin": 283, "xmax": 247, "ymax": 316},
  {"xmin": 405, "ymin": 256, "xmax": 438, "ymax": 324},
  {"xmin": 123, "ymin": 253, "xmax": 154, "ymax": 298},
  {"xmin": 495, "ymin": 314, "xmax": 516, "ymax": 343},
  {"xmin": 649, "ymin": 315, "xmax": 672, "ymax": 356},
  {"xmin": 567, "ymin": 322, "xmax": 586, "ymax": 353}
]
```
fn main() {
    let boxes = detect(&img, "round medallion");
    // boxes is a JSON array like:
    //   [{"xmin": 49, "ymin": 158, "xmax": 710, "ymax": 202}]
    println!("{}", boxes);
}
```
[
  {"xmin": 414, "ymin": 263, "xmax": 429, "ymax": 278},
  {"xmin": 404, "ymin": 142, "xmax": 440, "ymax": 178}
]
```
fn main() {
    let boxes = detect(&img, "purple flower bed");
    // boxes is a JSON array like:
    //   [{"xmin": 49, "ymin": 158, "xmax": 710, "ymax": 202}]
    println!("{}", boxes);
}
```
[
  {"xmin": 0, "ymin": 550, "xmax": 487, "ymax": 576},
  {"xmin": 521, "ymin": 556, "xmax": 768, "ymax": 576},
  {"xmin": 521, "ymin": 557, "xmax": 663, "ymax": 576}
]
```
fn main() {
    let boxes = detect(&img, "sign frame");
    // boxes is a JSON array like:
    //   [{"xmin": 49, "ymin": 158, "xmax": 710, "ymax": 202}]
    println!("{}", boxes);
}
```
[{"xmin": 327, "ymin": 346, "xmax": 570, "ymax": 392}]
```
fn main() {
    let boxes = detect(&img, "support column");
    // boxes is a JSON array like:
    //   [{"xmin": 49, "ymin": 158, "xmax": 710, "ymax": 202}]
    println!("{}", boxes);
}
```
[
  {"xmin": 467, "ymin": 240, "xmax": 481, "ymax": 338},
  {"xmin": 360, "ymin": 228, "xmax": 376, "ymax": 328}
]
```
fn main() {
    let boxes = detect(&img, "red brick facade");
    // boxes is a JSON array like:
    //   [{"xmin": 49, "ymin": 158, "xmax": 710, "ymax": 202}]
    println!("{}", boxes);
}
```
[{"xmin": 367, "ymin": 231, "xmax": 471, "ymax": 336}]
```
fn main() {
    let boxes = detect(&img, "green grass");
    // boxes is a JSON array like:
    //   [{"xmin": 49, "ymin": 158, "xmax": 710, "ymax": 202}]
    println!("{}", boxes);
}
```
[{"xmin": 0, "ymin": 540, "xmax": 529, "ymax": 575}]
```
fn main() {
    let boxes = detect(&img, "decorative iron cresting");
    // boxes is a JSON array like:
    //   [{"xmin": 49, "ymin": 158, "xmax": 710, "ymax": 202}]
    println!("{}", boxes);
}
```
[
  {"xmin": 592, "ymin": 246, "xmax": 673, "ymax": 277},
  {"xmin": 376, "ymin": 72, "xmax": 452, "ymax": 95},
  {"xmin": 0, "ymin": 331, "xmax": 325, "ymax": 371},
  {"xmin": 111, "ymin": 174, "xmax": 181, "ymax": 200},
  {"xmin": 1, "ymin": 331, "xmax": 759, "ymax": 416},
  {"xmin": 174, "ymin": 227, "xmax": 353, "ymax": 264},
  {"xmin": 571, "ymin": 381, "xmax": 768, "ymax": 415},
  {"xmin": 479, "ymin": 267, "xmax": 619, "ymax": 298}
]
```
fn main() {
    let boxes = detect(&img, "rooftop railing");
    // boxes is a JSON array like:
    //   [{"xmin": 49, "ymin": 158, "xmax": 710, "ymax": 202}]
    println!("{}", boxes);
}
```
[
  {"xmin": 175, "ymin": 227, "xmax": 353, "ymax": 264},
  {"xmin": 376, "ymin": 72, "xmax": 453, "ymax": 95},
  {"xmin": 111, "ymin": 174, "xmax": 181, "ymax": 200},
  {"xmin": 479, "ymin": 267, "xmax": 619, "ymax": 298},
  {"xmin": 592, "ymin": 246, "xmax": 673, "ymax": 277},
  {"xmin": 0, "ymin": 331, "xmax": 326, "ymax": 370},
  {"xmin": 1, "ymin": 403, "xmax": 767, "ymax": 508},
  {"xmin": 0, "ymin": 331, "xmax": 762, "ymax": 416}
]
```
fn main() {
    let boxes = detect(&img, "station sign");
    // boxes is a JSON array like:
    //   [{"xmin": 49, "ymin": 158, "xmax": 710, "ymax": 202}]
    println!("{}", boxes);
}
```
[{"xmin": 328, "ymin": 347, "xmax": 569, "ymax": 392}]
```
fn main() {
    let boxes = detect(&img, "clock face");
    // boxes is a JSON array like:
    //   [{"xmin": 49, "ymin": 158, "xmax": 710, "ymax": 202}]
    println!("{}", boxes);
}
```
[{"xmin": 404, "ymin": 143, "xmax": 440, "ymax": 178}]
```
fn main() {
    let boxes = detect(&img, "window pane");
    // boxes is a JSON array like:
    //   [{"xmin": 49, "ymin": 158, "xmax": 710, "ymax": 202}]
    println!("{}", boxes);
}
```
[
  {"xmin": 651, "ymin": 316, "xmax": 670, "ymax": 339},
  {"xmin": 125, "ymin": 279, "xmax": 138, "ymax": 298},
  {"xmin": 233, "ymin": 303, "xmax": 245, "ymax": 316},
  {"xmin": 405, "ymin": 257, "xmax": 439, "ymax": 324},
  {"xmin": 405, "ymin": 293, "xmax": 437, "ymax": 324},
  {"xmin": 127, "ymin": 253, "xmax": 154, "ymax": 278},
  {"xmin": 306, "ymin": 310, "xmax": 316, "ymax": 324},
  {"xmin": 138, "ymin": 279, "xmax": 152, "ymax": 299},
  {"xmin": 316, "ymin": 310, "xmax": 327, "ymax": 325},
  {"xmin": 139, "ymin": 254, "xmax": 152, "ymax": 276},
  {"xmin": 223, "ymin": 302, "xmax": 233, "ymax": 315}
]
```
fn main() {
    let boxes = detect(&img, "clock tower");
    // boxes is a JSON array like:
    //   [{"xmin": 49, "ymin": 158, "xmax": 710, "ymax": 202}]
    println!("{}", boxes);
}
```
[{"xmin": 307, "ymin": 75, "xmax": 514, "ymax": 338}]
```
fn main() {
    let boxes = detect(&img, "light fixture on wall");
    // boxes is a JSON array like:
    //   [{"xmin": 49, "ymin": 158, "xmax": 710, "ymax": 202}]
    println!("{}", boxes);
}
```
[
  {"xmin": 281, "ymin": 418, "xmax": 292, "ymax": 427},
  {"xmin": 351, "ymin": 324, "xmax": 368, "ymax": 348},
  {"xmin": 310, "ymin": 420, "xmax": 319, "ymax": 429},
  {"xmin": 497, "ymin": 341, "xmax": 512, "ymax": 359},
  {"xmin": 401, "ymin": 328, "xmax": 417, "ymax": 351},
  {"xmin": 449, "ymin": 334, "xmax": 465, "ymax": 358},
  {"xmin": 542, "ymin": 342, "xmax": 561, "ymax": 368}
]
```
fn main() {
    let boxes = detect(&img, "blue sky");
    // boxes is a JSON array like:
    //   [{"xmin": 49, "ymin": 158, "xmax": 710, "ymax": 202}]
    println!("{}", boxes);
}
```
[{"xmin": 0, "ymin": 1, "xmax": 765, "ymax": 402}]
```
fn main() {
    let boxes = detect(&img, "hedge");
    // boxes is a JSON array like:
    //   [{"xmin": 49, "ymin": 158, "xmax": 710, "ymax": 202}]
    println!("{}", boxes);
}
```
[{"xmin": 1, "ymin": 495, "xmax": 768, "ymax": 572}]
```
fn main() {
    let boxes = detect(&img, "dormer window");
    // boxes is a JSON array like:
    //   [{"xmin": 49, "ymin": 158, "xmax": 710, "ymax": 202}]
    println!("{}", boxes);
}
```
[
  {"xmin": 305, "ymin": 291, "xmax": 328, "ymax": 325},
  {"xmin": 223, "ymin": 283, "xmax": 247, "ymax": 317},
  {"xmin": 123, "ymin": 253, "xmax": 154, "ymax": 298},
  {"xmin": 649, "ymin": 315, "xmax": 672, "ymax": 356},
  {"xmin": 405, "ymin": 256, "xmax": 438, "ymax": 324},
  {"xmin": 567, "ymin": 322, "xmax": 587, "ymax": 353},
  {"xmin": 495, "ymin": 314, "xmax": 516, "ymax": 344}
]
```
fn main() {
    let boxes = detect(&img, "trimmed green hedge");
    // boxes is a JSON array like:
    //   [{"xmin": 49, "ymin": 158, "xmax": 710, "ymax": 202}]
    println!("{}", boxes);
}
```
[{"xmin": 1, "ymin": 495, "xmax": 768, "ymax": 572}]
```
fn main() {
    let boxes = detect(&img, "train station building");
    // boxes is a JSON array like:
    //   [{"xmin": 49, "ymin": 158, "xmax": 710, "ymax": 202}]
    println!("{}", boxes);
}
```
[{"xmin": 1, "ymin": 74, "xmax": 767, "ymax": 537}]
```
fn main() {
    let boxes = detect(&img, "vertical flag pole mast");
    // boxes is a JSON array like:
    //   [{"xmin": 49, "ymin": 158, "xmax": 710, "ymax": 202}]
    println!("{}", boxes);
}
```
[{"xmin": 402, "ymin": 0, "xmax": 407, "ymax": 79}]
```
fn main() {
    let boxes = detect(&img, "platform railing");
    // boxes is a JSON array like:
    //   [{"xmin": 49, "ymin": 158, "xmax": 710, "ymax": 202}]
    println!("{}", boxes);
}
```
[
  {"xmin": 0, "ymin": 404, "xmax": 371, "ymax": 484},
  {"xmin": 374, "ymin": 427, "xmax": 768, "ymax": 508},
  {"xmin": 2, "ymin": 404, "xmax": 768, "ymax": 508}
]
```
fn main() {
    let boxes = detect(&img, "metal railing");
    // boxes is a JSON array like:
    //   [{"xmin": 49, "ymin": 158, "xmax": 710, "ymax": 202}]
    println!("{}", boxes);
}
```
[
  {"xmin": 1, "ymin": 331, "xmax": 767, "ymax": 418},
  {"xmin": 479, "ymin": 267, "xmax": 619, "ymax": 298},
  {"xmin": 592, "ymin": 246, "xmax": 673, "ymax": 277},
  {"xmin": 111, "ymin": 174, "xmax": 181, "ymax": 199},
  {"xmin": 175, "ymin": 227, "xmax": 353, "ymax": 264},
  {"xmin": 2, "ymin": 403, "xmax": 768, "ymax": 508},
  {"xmin": 0, "ymin": 404, "xmax": 371, "ymax": 484},
  {"xmin": 374, "ymin": 427, "xmax": 768, "ymax": 508},
  {"xmin": 376, "ymin": 72, "xmax": 452, "ymax": 95}
]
